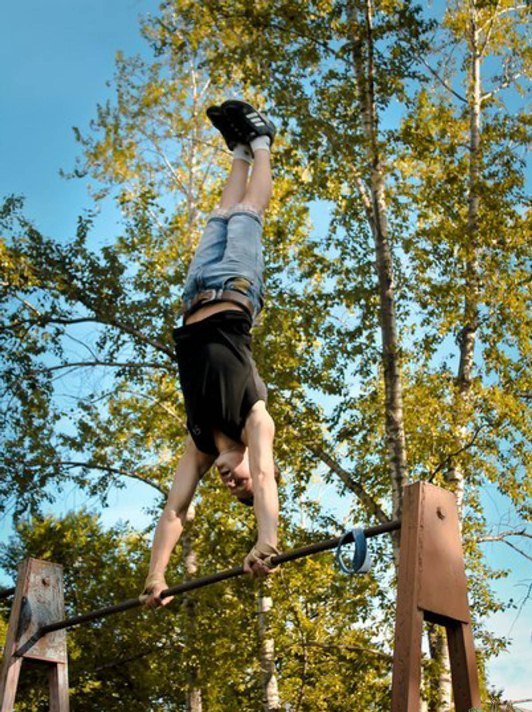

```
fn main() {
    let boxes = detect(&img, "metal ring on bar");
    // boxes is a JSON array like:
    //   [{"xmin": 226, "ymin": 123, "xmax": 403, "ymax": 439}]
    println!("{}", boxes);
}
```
[{"xmin": 336, "ymin": 527, "xmax": 371, "ymax": 574}]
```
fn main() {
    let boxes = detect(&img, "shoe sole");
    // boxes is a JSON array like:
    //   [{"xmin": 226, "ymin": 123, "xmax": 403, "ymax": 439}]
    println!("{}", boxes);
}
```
[
  {"xmin": 206, "ymin": 105, "xmax": 240, "ymax": 150},
  {"xmin": 220, "ymin": 100, "xmax": 276, "ymax": 145}
]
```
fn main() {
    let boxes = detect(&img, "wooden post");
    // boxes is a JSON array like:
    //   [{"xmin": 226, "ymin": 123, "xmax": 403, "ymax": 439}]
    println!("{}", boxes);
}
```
[
  {"xmin": 391, "ymin": 482, "xmax": 481, "ymax": 711},
  {"xmin": 0, "ymin": 558, "xmax": 69, "ymax": 712}
]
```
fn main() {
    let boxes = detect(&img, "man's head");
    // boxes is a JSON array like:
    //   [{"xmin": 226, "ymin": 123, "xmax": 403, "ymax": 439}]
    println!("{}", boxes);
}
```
[
  {"xmin": 215, "ymin": 445, "xmax": 254, "ymax": 504},
  {"xmin": 215, "ymin": 445, "xmax": 280, "ymax": 507}
]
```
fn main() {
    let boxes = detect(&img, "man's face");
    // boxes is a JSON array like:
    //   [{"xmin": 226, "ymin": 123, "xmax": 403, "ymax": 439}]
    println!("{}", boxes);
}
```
[{"xmin": 215, "ymin": 447, "xmax": 253, "ymax": 500}]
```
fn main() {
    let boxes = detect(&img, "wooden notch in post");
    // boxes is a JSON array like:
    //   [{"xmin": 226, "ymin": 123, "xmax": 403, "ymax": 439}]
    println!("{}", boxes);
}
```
[
  {"xmin": 0, "ymin": 558, "xmax": 69, "ymax": 712},
  {"xmin": 391, "ymin": 481, "xmax": 481, "ymax": 712}
]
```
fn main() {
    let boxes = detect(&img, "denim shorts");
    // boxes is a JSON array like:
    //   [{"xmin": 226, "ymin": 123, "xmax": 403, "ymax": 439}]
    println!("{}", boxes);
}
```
[{"xmin": 182, "ymin": 203, "xmax": 265, "ymax": 320}]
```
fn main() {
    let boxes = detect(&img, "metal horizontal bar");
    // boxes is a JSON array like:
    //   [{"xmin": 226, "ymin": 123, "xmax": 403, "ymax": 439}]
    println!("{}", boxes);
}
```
[{"xmin": 14, "ymin": 519, "xmax": 400, "ymax": 657}]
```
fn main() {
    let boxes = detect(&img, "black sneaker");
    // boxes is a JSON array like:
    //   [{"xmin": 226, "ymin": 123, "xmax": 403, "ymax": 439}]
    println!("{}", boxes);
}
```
[
  {"xmin": 220, "ymin": 100, "xmax": 276, "ymax": 146},
  {"xmin": 206, "ymin": 105, "xmax": 242, "ymax": 151}
]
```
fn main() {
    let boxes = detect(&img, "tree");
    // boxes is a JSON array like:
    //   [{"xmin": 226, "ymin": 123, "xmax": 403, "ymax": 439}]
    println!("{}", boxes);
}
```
[
  {"xmin": 0, "ymin": 511, "xmax": 186, "ymax": 710},
  {"xmin": 1, "ymin": 0, "xmax": 529, "ymax": 707},
  {"xmin": 171, "ymin": 0, "xmax": 433, "ymax": 538},
  {"xmin": 396, "ymin": 0, "xmax": 530, "ymax": 706},
  {"xmin": 1, "ymin": 8, "xmax": 382, "ymax": 707}
]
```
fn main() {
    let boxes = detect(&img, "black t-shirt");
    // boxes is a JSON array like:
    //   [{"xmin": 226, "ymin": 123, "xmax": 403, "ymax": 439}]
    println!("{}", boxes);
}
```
[{"xmin": 172, "ymin": 310, "xmax": 267, "ymax": 455}]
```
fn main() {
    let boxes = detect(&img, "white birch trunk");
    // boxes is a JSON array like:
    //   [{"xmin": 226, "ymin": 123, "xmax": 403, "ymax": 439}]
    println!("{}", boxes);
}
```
[
  {"xmin": 448, "ymin": 0, "xmax": 481, "ymax": 511},
  {"xmin": 431, "ymin": 4, "xmax": 482, "ymax": 709},
  {"xmin": 182, "ymin": 504, "xmax": 203, "ymax": 712},
  {"xmin": 257, "ymin": 583, "xmax": 281, "ymax": 711},
  {"xmin": 348, "ymin": 0, "xmax": 408, "ymax": 539},
  {"xmin": 427, "ymin": 625, "xmax": 453, "ymax": 712}
]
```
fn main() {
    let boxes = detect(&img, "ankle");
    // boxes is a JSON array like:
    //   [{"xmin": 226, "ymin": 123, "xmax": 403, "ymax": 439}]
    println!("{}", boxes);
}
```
[
  {"xmin": 232, "ymin": 143, "xmax": 253, "ymax": 165},
  {"xmin": 250, "ymin": 135, "xmax": 271, "ymax": 155}
]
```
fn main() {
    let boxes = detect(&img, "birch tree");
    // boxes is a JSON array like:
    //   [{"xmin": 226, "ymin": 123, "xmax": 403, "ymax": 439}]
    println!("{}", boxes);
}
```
[
  {"xmin": 397, "ymin": 0, "xmax": 530, "ymax": 706},
  {"xmin": 2, "ymin": 0, "xmax": 529, "ymax": 706},
  {"xmin": 0, "ymin": 9, "xmax": 366, "ymax": 708}
]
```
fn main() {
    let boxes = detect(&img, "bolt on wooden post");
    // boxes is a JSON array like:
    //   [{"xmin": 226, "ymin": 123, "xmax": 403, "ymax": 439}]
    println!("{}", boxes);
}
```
[{"xmin": 0, "ymin": 558, "xmax": 69, "ymax": 712}]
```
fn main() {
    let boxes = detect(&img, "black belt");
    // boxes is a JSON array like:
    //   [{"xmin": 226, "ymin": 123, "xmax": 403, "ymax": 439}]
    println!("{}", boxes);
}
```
[{"xmin": 182, "ymin": 288, "xmax": 254, "ymax": 320}]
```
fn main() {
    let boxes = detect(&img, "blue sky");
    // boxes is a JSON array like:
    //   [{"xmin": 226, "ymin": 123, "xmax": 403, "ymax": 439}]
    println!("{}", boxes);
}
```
[
  {"xmin": 1, "ymin": 0, "xmax": 530, "ymax": 704},
  {"xmin": 0, "ymin": 0, "xmax": 162, "ymax": 526}
]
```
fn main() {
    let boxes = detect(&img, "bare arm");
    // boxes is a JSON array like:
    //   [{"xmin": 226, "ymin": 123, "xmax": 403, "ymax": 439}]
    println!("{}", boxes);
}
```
[
  {"xmin": 243, "ymin": 403, "xmax": 279, "ymax": 573},
  {"xmin": 143, "ymin": 437, "xmax": 214, "ymax": 606}
]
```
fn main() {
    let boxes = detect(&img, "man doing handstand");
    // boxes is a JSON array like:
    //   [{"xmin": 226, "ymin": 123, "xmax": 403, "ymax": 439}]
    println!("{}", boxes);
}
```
[{"xmin": 143, "ymin": 100, "xmax": 279, "ymax": 607}]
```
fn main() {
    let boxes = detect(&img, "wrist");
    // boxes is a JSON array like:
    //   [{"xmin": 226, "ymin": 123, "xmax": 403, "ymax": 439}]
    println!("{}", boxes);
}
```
[
  {"xmin": 254, "ymin": 540, "xmax": 279, "ymax": 554},
  {"xmin": 144, "ymin": 571, "xmax": 167, "ymax": 590},
  {"xmin": 257, "ymin": 532, "xmax": 278, "ymax": 547}
]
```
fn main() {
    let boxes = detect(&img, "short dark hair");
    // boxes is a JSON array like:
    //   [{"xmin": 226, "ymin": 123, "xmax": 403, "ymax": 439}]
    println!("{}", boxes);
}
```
[
  {"xmin": 237, "ymin": 494, "xmax": 255, "ymax": 507},
  {"xmin": 237, "ymin": 463, "xmax": 281, "ymax": 508}
]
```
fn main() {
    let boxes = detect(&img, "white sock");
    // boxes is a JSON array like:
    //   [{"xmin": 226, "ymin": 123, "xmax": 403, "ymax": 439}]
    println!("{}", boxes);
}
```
[
  {"xmin": 250, "ymin": 135, "xmax": 271, "ymax": 155},
  {"xmin": 232, "ymin": 143, "xmax": 253, "ymax": 165}
]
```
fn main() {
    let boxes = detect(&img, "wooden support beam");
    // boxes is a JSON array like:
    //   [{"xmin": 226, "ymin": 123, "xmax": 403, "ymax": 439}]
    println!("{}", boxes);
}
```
[
  {"xmin": 0, "ymin": 481, "xmax": 481, "ymax": 710},
  {"xmin": 0, "ymin": 559, "xmax": 69, "ymax": 712},
  {"xmin": 391, "ymin": 482, "xmax": 481, "ymax": 711}
]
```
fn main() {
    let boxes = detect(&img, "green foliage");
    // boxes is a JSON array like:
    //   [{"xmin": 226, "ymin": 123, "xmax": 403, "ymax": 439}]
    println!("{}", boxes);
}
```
[
  {"xmin": 1, "ymin": 0, "xmax": 529, "ymax": 708},
  {"xmin": 1, "ymin": 501, "xmax": 393, "ymax": 709}
]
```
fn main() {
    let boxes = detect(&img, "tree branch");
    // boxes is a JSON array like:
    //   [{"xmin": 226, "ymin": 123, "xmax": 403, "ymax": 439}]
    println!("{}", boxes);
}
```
[
  {"xmin": 202, "ymin": 5, "xmax": 349, "ymax": 65},
  {"xmin": 477, "ymin": 527, "xmax": 530, "ymax": 543},
  {"xmin": 32, "ymin": 360, "xmax": 173, "ymax": 375},
  {"xmin": 88, "ymin": 641, "xmax": 183, "ymax": 675},
  {"xmin": 428, "ymin": 422, "xmax": 486, "ymax": 481},
  {"xmin": 307, "ymin": 444, "xmax": 390, "ymax": 524},
  {"xmin": 478, "ymin": 3, "xmax": 527, "ymax": 57},
  {"xmin": 2, "ymin": 311, "xmax": 176, "ymax": 360},
  {"xmin": 292, "ymin": 640, "xmax": 393, "ymax": 661},
  {"xmin": 122, "ymin": 388, "xmax": 184, "ymax": 425},
  {"xmin": 508, "ymin": 582, "xmax": 532, "ymax": 634},
  {"xmin": 59, "ymin": 460, "xmax": 168, "ymax": 497},
  {"xmin": 419, "ymin": 56, "xmax": 467, "ymax": 103},
  {"xmin": 149, "ymin": 132, "xmax": 188, "ymax": 193},
  {"xmin": 477, "ymin": 528, "xmax": 532, "ymax": 563},
  {"xmin": 62, "ymin": 331, "xmax": 99, "ymax": 361},
  {"xmin": 4, "ymin": 457, "xmax": 168, "ymax": 497},
  {"xmin": 478, "ymin": 0, "xmax": 501, "ymax": 55},
  {"xmin": 0, "ymin": 316, "xmax": 100, "ymax": 333},
  {"xmin": 105, "ymin": 317, "xmax": 175, "ymax": 358},
  {"xmin": 482, "ymin": 73, "xmax": 523, "ymax": 102}
]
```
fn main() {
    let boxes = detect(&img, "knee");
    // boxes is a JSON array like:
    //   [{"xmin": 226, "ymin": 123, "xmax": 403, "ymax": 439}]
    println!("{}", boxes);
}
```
[{"xmin": 230, "ymin": 202, "xmax": 265, "ymax": 220}]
